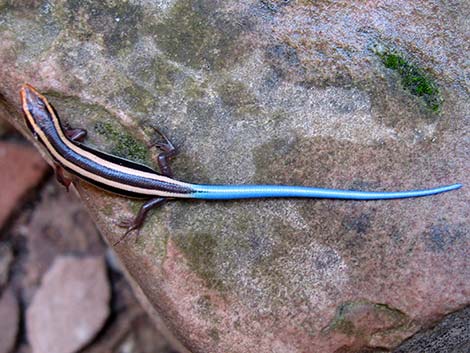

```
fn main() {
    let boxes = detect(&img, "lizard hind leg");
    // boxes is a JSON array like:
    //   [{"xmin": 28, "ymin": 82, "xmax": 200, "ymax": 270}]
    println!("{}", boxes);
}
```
[
  {"xmin": 148, "ymin": 128, "xmax": 178, "ymax": 178},
  {"xmin": 54, "ymin": 163, "xmax": 73, "ymax": 191},
  {"xmin": 114, "ymin": 197, "xmax": 168, "ymax": 246}
]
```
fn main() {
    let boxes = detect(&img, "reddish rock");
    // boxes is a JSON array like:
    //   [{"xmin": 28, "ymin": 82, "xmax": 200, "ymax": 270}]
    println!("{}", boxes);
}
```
[
  {"xmin": 0, "ymin": 243, "xmax": 13, "ymax": 288},
  {"xmin": 1, "ymin": 1, "xmax": 468, "ymax": 352},
  {"xmin": 0, "ymin": 141, "xmax": 49, "ymax": 229},
  {"xmin": 22, "ymin": 181, "xmax": 104, "ymax": 290},
  {"xmin": 26, "ymin": 256, "xmax": 110, "ymax": 353},
  {"xmin": 0, "ymin": 288, "xmax": 20, "ymax": 353},
  {"xmin": 0, "ymin": 118, "xmax": 15, "ymax": 136}
]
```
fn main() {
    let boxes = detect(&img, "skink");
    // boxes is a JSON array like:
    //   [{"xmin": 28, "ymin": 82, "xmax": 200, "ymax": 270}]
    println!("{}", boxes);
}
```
[{"xmin": 20, "ymin": 84, "xmax": 462, "ymax": 243}]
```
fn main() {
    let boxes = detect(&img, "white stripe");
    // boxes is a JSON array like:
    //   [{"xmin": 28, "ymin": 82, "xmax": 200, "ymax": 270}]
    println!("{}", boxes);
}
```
[
  {"xmin": 22, "ymin": 95, "xmax": 194, "ymax": 198},
  {"xmin": 45, "ymin": 102, "xmax": 188, "ymax": 187}
]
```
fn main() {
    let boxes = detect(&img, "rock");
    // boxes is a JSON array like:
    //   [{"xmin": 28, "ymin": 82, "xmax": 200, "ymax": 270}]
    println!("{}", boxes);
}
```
[
  {"xmin": 21, "ymin": 181, "xmax": 104, "ymax": 290},
  {"xmin": 0, "ymin": 117, "xmax": 14, "ymax": 137},
  {"xmin": 26, "ymin": 256, "xmax": 110, "ymax": 353},
  {"xmin": 0, "ymin": 288, "xmax": 20, "ymax": 353},
  {"xmin": 0, "ymin": 243, "xmax": 13, "ymax": 288},
  {"xmin": 393, "ymin": 306, "xmax": 470, "ymax": 353},
  {"xmin": 1, "ymin": 1, "xmax": 469, "ymax": 352},
  {"xmin": 0, "ymin": 141, "xmax": 49, "ymax": 229}
]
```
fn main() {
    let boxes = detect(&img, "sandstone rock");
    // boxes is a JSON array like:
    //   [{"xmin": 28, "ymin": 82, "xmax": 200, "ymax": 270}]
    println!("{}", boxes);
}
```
[
  {"xmin": 393, "ymin": 306, "xmax": 470, "ymax": 353},
  {"xmin": 1, "ymin": 1, "xmax": 468, "ymax": 352},
  {"xmin": 0, "ymin": 118, "xmax": 14, "ymax": 136},
  {"xmin": 0, "ymin": 141, "xmax": 49, "ymax": 229},
  {"xmin": 0, "ymin": 243, "xmax": 13, "ymax": 288},
  {"xmin": 22, "ymin": 181, "xmax": 104, "ymax": 290},
  {"xmin": 0, "ymin": 288, "xmax": 20, "ymax": 353},
  {"xmin": 26, "ymin": 256, "xmax": 110, "ymax": 353}
]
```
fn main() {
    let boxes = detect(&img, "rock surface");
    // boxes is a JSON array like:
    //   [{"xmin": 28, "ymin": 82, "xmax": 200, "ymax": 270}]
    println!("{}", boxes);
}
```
[
  {"xmin": 26, "ymin": 256, "xmax": 110, "ymax": 353},
  {"xmin": 5, "ymin": 177, "xmax": 182, "ymax": 353},
  {"xmin": 21, "ymin": 181, "xmax": 104, "ymax": 289},
  {"xmin": 0, "ymin": 288, "xmax": 20, "ymax": 353},
  {"xmin": 393, "ymin": 306, "xmax": 470, "ymax": 353},
  {"xmin": 1, "ymin": 1, "xmax": 468, "ymax": 352},
  {"xmin": 0, "ymin": 243, "xmax": 13, "ymax": 288},
  {"xmin": 0, "ymin": 141, "xmax": 49, "ymax": 229}
]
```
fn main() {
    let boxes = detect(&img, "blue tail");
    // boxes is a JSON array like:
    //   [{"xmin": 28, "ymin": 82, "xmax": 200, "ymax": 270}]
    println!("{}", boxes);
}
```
[{"xmin": 190, "ymin": 183, "xmax": 462, "ymax": 200}]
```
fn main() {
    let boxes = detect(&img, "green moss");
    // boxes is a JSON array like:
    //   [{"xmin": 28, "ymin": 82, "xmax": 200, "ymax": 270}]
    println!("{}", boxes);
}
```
[
  {"xmin": 94, "ymin": 121, "xmax": 149, "ymax": 163},
  {"xmin": 377, "ymin": 50, "xmax": 441, "ymax": 112}
]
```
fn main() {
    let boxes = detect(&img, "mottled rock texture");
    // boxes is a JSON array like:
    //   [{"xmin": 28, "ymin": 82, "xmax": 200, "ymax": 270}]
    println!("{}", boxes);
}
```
[
  {"xmin": 0, "ymin": 243, "xmax": 13, "ymax": 288},
  {"xmin": 0, "ymin": 288, "xmax": 19, "ymax": 353},
  {"xmin": 1, "ymin": 1, "xmax": 468, "ymax": 352},
  {"xmin": 0, "ymin": 141, "xmax": 48, "ymax": 228},
  {"xmin": 393, "ymin": 306, "xmax": 470, "ymax": 353},
  {"xmin": 26, "ymin": 256, "xmax": 110, "ymax": 353},
  {"xmin": 5, "ymin": 178, "xmax": 183, "ymax": 353}
]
